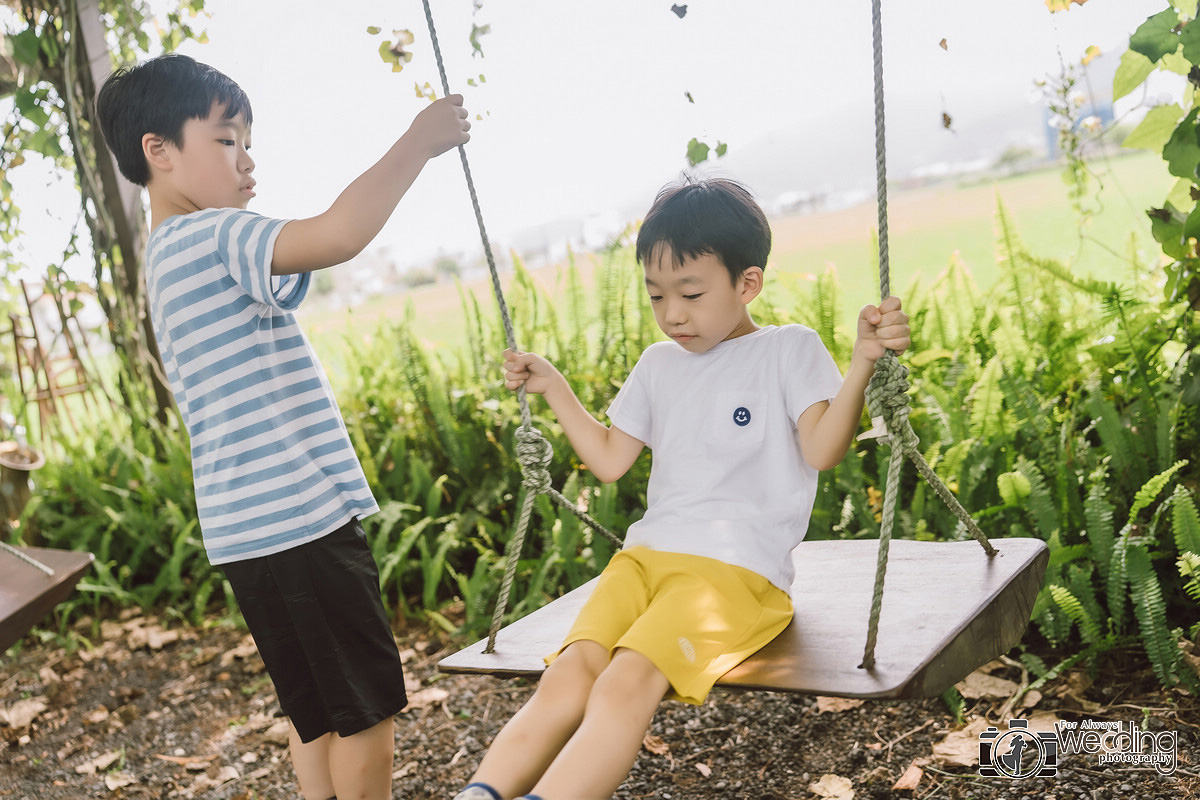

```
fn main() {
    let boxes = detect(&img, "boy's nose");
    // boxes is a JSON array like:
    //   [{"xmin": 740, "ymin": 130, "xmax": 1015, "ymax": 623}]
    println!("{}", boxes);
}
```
[
  {"xmin": 664, "ymin": 301, "xmax": 687, "ymax": 325},
  {"xmin": 241, "ymin": 153, "xmax": 255, "ymax": 173}
]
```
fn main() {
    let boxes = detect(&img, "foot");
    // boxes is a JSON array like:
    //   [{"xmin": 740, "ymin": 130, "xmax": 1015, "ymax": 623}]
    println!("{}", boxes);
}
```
[{"xmin": 454, "ymin": 783, "xmax": 501, "ymax": 800}]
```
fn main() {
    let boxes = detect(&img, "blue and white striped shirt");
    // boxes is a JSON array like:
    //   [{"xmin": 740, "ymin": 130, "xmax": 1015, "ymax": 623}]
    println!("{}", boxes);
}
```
[{"xmin": 146, "ymin": 208, "xmax": 378, "ymax": 564}]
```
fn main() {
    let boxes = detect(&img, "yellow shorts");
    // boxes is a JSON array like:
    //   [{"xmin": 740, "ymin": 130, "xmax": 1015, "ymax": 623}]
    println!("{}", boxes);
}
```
[{"xmin": 546, "ymin": 546, "xmax": 794, "ymax": 704}]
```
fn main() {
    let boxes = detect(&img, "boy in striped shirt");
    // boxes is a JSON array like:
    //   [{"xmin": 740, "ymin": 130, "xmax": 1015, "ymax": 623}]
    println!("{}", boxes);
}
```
[{"xmin": 96, "ymin": 53, "xmax": 470, "ymax": 800}]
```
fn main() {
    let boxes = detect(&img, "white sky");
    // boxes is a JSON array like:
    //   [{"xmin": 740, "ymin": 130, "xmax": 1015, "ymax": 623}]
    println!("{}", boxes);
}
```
[{"xmin": 5, "ymin": 0, "xmax": 1174, "ymax": 274}]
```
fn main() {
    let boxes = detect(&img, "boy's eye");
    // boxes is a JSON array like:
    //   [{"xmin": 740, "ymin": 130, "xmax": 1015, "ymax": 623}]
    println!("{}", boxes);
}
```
[
  {"xmin": 683, "ymin": 293, "xmax": 703, "ymax": 301},
  {"xmin": 218, "ymin": 139, "xmax": 235, "ymax": 146},
  {"xmin": 648, "ymin": 295, "xmax": 662, "ymax": 302}
]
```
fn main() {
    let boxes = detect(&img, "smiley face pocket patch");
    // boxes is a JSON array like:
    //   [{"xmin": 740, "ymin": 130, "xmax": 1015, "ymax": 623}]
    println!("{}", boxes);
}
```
[{"xmin": 709, "ymin": 391, "xmax": 766, "ymax": 447}]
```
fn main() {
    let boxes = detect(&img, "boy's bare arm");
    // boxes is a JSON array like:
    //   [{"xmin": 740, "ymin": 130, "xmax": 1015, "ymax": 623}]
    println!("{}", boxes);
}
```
[
  {"xmin": 271, "ymin": 96, "xmax": 471, "ymax": 275},
  {"xmin": 796, "ymin": 297, "xmax": 910, "ymax": 471},
  {"xmin": 503, "ymin": 349, "xmax": 644, "ymax": 483}
]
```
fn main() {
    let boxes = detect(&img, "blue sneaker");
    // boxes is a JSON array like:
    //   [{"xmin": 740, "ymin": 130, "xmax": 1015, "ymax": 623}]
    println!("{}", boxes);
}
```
[{"xmin": 453, "ymin": 783, "xmax": 502, "ymax": 800}]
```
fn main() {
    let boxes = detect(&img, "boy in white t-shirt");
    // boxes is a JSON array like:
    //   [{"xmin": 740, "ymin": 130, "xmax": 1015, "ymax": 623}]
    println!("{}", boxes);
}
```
[{"xmin": 454, "ymin": 177, "xmax": 911, "ymax": 800}]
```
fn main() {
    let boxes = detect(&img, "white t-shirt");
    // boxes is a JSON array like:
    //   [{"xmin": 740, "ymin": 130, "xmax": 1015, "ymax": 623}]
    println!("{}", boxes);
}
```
[
  {"xmin": 606, "ymin": 324, "xmax": 843, "ymax": 591},
  {"xmin": 146, "ymin": 208, "xmax": 378, "ymax": 564}
]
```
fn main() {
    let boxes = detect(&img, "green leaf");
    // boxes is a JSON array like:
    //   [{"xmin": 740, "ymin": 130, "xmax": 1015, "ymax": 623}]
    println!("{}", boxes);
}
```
[
  {"xmin": 1129, "ymin": 460, "xmax": 1188, "ymax": 522},
  {"xmin": 1148, "ymin": 205, "xmax": 1188, "ymax": 259},
  {"xmin": 968, "ymin": 357, "xmax": 1005, "ymax": 439},
  {"xmin": 1122, "ymin": 103, "xmax": 1184, "ymax": 151},
  {"xmin": 998, "ymin": 471, "xmax": 1031, "ymax": 506},
  {"xmin": 1163, "ymin": 108, "xmax": 1200, "ymax": 178},
  {"xmin": 9, "ymin": 29, "xmax": 39, "ymax": 66},
  {"xmin": 715, "ymin": 141, "xmax": 728, "ymax": 158},
  {"xmin": 1161, "ymin": 48, "xmax": 1193, "ymax": 75},
  {"xmin": 1182, "ymin": 18, "xmax": 1200, "ymax": 63},
  {"xmin": 1172, "ymin": 486, "xmax": 1200, "ymax": 555},
  {"xmin": 1186, "ymin": 205, "xmax": 1200, "ymax": 242},
  {"xmin": 1131, "ymin": 9, "xmax": 1182, "ymax": 64},
  {"xmin": 1173, "ymin": 1, "xmax": 1200, "ymax": 19},
  {"xmin": 1113, "ymin": 48, "xmax": 1156, "ymax": 101},
  {"xmin": 1126, "ymin": 544, "xmax": 1178, "ymax": 686},
  {"xmin": 1166, "ymin": 177, "xmax": 1195, "ymax": 210},
  {"xmin": 686, "ymin": 138, "xmax": 710, "ymax": 166},
  {"xmin": 366, "ymin": 25, "xmax": 381, "ymax": 34}
]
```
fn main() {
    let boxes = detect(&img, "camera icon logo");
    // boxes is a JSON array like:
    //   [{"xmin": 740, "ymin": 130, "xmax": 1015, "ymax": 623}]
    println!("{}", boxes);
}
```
[{"xmin": 978, "ymin": 719, "xmax": 1059, "ymax": 779}]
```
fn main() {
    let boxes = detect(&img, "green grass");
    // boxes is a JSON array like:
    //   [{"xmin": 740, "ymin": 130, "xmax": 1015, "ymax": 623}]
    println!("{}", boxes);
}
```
[
  {"xmin": 298, "ymin": 151, "xmax": 1170, "ymax": 367},
  {"xmin": 769, "ymin": 150, "xmax": 1169, "ymax": 319}
]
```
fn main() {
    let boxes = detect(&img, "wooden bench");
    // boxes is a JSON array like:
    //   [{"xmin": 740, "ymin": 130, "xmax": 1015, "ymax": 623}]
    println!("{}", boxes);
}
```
[{"xmin": 1, "ymin": 545, "xmax": 94, "ymax": 652}]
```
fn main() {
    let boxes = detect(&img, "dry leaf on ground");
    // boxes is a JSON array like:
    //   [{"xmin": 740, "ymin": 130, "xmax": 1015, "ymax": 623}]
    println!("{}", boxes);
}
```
[
  {"xmin": 956, "ymin": 670, "xmax": 1019, "ymax": 699},
  {"xmin": 74, "ymin": 750, "xmax": 121, "ymax": 775},
  {"xmin": 892, "ymin": 762, "xmax": 923, "ymax": 790},
  {"xmin": 0, "ymin": 697, "xmax": 47, "ymax": 728},
  {"xmin": 402, "ymin": 686, "xmax": 449, "ymax": 711},
  {"xmin": 104, "ymin": 771, "xmax": 136, "ymax": 790},
  {"xmin": 921, "ymin": 718, "xmax": 990, "ymax": 768},
  {"xmin": 642, "ymin": 733, "xmax": 670, "ymax": 755},
  {"xmin": 816, "ymin": 696, "xmax": 866, "ymax": 713},
  {"xmin": 808, "ymin": 772, "xmax": 855, "ymax": 800}
]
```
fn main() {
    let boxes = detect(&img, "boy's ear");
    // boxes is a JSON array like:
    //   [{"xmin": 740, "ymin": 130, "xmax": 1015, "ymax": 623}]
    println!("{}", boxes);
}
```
[
  {"xmin": 142, "ymin": 133, "xmax": 173, "ymax": 173},
  {"xmin": 739, "ymin": 266, "xmax": 764, "ymax": 304}
]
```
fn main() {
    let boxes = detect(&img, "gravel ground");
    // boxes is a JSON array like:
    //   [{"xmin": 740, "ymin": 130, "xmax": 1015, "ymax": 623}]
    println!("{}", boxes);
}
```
[{"xmin": 1, "ymin": 614, "xmax": 1197, "ymax": 799}]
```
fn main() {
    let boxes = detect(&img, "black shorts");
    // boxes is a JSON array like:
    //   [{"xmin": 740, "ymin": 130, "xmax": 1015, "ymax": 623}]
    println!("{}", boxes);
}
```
[{"xmin": 221, "ymin": 518, "xmax": 407, "ymax": 743}]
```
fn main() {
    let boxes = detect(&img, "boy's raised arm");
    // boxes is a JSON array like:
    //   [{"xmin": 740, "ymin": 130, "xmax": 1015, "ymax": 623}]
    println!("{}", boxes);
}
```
[
  {"xmin": 503, "ymin": 349, "xmax": 644, "ymax": 484},
  {"xmin": 271, "ymin": 95, "xmax": 471, "ymax": 275},
  {"xmin": 796, "ymin": 296, "xmax": 910, "ymax": 471}
]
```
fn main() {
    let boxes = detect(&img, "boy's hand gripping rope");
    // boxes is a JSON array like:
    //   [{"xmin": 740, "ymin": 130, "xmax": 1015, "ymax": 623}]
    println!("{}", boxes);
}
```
[
  {"xmin": 859, "ymin": 0, "xmax": 996, "ymax": 671},
  {"xmin": 419, "ymin": 0, "xmax": 621, "ymax": 655}
]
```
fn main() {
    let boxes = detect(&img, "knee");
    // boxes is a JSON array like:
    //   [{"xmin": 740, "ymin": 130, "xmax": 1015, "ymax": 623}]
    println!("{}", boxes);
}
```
[
  {"xmin": 588, "ymin": 649, "xmax": 669, "ymax": 709},
  {"xmin": 536, "ymin": 642, "xmax": 607, "ymax": 704}
]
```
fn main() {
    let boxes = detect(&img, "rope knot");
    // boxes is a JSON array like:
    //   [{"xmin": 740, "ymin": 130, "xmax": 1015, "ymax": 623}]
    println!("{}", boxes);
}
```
[
  {"xmin": 865, "ymin": 351, "xmax": 919, "ymax": 453},
  {"xmin": 514, "ymin": 425, "xmax": 554, "ymax": 495}
]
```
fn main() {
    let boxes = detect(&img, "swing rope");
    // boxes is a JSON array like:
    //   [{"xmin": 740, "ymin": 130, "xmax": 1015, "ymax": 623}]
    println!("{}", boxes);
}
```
[
  {"xmin": 419, "ymin": 0, "xmax": 621, "ymax": 655},
  {"xmin": 420, "ymin": 0, "xmax": 997, "ymax": 672},
  {"xmin": 858, "ymin": 0, "xmax": 996, "ymax": 670},
  {"xmin": 0, "ymin": 541, "xmax": 54, "ymax": 576}
]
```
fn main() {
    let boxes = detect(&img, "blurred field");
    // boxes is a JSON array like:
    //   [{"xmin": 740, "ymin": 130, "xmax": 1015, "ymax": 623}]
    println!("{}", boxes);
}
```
[{"xmin": 298, "ymin": 150, "xmax": 1170, "ymax": 370}]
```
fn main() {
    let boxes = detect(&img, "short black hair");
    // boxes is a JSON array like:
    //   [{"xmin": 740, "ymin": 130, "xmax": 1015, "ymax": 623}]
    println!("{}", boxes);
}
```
[
  {"xmin": 635, "ymin": 176, "xmax": 771, "ymax": 284},
  {"xmin": 96, "ymin": 53, "xmax": 252, "ymax": 186}
]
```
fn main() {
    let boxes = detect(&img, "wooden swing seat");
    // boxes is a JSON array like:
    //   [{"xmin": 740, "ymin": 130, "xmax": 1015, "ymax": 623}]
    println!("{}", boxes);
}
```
[
  {"xmin": 0, "ymin": 545, "xmax": 94, "ymax": 652},
  {"xmin": 438, "ymin": 538, "xmax": 1048, "ymax": 699}
]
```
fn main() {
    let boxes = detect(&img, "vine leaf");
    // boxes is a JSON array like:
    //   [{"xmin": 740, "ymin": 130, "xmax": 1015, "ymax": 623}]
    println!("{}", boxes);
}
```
[
  {"xmin": 1122, "ymin": 103, "xmax": 1183, "ymax": 152},
  {"xmin": 377, "ymin": 29, "xmax": 415, "ymax": 73},
  {"xmin": 1162, "ymin": 107, "xmax": 1200, "ymax": 179},
  {"xmin": 1113, "ymin": 48, "xmax": 1155, "ymax": 102},
  {"xmin": 1130, "ymin": 9, "xmax": 1181, "ymax": 64},
  {"xmin": 671, "ymin": 5, "xmax": 688, "ymax": 19}
]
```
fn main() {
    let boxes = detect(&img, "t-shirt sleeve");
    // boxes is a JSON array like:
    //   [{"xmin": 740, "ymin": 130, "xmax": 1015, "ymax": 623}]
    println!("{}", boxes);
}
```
[
  {"xmin": 213, "ymin": 209, "xmax": 308, "ymax": 311},
  {"xmin": 605, "ymin": 348, "xmax": 654, "ymax": 446},
  {"xmin": 783, "ymin": 326, "xmax": 845, "ymax": 424}
]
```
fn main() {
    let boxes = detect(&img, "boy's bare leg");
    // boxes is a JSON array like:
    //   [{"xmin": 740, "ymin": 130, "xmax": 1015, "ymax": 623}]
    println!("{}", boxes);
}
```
[
  {"xmin": 532, "ymin": 648, "xmax": 669, "ymax": 800},
  {"xmin": 289, "ymin": 717, "xmax": 395, "ymax": 800},
  {"xmin": 470, "ymin": 640, "xmax": 610, "ymax": 797},
  {"xmin": 328, "ymin": 717, "xmax": 396, "ymax": 800},
  {"xmin": 288, "ymin": 724, "xmax": 335, "ymax": 800}
]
